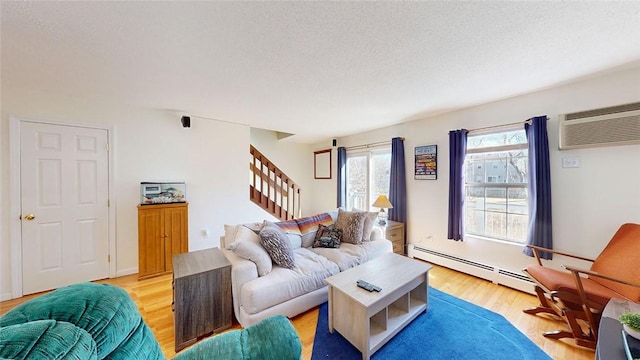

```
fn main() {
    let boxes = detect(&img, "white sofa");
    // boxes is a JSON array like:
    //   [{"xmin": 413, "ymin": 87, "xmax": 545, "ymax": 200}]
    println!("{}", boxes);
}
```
[{"xmin": 221, "ymin": 210, "xmax": 393, "ymax": 327}]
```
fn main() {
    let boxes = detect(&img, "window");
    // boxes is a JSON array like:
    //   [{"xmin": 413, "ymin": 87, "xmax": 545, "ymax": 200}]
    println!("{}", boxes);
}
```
[
  {"xmin": 464, "ymin": 129, "xmax": 528, "ymax": 243},
  {"xmin": 345, "ymin": 147, "xmax": 391, "ymax": 211}
]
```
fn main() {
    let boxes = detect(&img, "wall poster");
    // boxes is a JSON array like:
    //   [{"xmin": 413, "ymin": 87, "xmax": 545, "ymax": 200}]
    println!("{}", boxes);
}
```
[{"xmin": 415, "ymin": 145, "xmax": 437, "ymax": 180}]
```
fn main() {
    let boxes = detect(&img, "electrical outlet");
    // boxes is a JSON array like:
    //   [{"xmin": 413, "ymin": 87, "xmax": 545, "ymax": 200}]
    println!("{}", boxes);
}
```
[
  {"xmin": 201, "ymin": 229, "xmax": 209, "ymax": 239},
  {"xmin": 562, "ymin": 157, "xmax": 581, "ymax": 168}
]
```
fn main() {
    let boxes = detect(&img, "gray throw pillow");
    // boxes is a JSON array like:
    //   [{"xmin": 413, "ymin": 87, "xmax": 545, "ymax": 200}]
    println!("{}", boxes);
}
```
[
  {"xmin": 335, "ymin": 209, "xmax": 367, "ymax": 245},
  {"xmin": 259, "ymin": 221, "xmax": 296, "ymax": 269}
]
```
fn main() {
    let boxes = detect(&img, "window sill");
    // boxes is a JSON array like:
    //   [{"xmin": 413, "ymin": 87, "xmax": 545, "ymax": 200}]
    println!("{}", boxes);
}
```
[{"xmin": 464, "ymin": 234, "xmax": 526, "ymax": 248}]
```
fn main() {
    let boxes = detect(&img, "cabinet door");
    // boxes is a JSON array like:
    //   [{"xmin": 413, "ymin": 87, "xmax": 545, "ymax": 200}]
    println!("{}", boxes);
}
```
[
  {"xmin": 164, "ymin": 205, "xmax": 188, "ymax": 272},
  {"xmin": 138, "ymin": 207, "xmax": 165, "ymax": 278}
]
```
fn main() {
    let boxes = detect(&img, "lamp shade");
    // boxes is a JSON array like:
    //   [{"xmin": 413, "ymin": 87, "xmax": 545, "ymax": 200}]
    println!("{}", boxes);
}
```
[{"xmin": 372, "ymin": 195, "xmax": 393, "ymax": 209}]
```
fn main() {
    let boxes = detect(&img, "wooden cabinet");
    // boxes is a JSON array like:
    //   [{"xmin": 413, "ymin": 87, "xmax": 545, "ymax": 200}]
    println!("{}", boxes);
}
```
[
  {"xmin": 137, "ymin": 203, "xmax": 188, "ymax": 279},
  {"xmin": 380, "ymin": 220, "xmax": 405, "ymax": 255},
  {"xmin": 173, "ymin": 248, "xmax": 232, "ymax": 352}
]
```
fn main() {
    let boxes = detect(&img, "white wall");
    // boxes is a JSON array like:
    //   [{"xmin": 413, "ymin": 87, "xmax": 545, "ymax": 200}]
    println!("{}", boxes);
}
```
[
  {"xmin": 0, "ymin": 88, "xmax": 295, "ymax": 299},
  {"xmin": 307, "ymin": 140, "xmax": 339, "ymax": 216},
  {"xmin": 313, "ymin": 65, "xmax": 640, "ymax": 276}
]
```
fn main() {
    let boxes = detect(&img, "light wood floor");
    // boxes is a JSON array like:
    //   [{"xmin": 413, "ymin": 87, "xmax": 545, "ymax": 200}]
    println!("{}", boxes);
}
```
[{"xmin": 0, "ymin": 263, "xmax": 595, "ymax": 360}]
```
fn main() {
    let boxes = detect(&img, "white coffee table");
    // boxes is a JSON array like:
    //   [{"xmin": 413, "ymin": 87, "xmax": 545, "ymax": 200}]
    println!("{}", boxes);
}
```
[{"xmin": 324, "ymin": 253, "xmax": 432, "ymax": 360}]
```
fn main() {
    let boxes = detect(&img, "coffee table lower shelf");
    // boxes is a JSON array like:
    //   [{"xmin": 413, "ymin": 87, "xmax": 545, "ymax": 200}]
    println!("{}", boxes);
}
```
[{"xmin": 370, "ymin": 291, "xmax": 427, "ymax": 351}]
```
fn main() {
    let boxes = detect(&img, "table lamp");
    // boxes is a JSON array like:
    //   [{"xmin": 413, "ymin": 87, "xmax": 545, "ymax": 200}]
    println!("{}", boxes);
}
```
[{"xmin": 372, "ymin": 195, "xmax": 393, "ymax": 226}]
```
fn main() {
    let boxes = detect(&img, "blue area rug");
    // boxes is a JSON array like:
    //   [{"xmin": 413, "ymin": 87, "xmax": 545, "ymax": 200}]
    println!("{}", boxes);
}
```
[{"xmin": 311, "ymin": 287, "xmax": 551, "ymax": 360}]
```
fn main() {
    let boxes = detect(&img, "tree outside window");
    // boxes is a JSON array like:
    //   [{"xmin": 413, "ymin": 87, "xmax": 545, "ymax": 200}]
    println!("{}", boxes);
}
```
[
  {"xmin": 346, "ymin": 148, "xmax": 391, "ymax": 211},
  {"xmin": 464, "ymin": 130, "xmax": 528, "ymax": 243}
]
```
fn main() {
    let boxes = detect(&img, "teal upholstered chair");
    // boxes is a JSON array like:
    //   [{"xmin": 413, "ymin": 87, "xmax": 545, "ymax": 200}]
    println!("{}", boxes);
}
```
[
  {"xmin": 0, "ymin": 282, "xmax": 163, "ymax": 359},
  {"xmin": 173, "ymin": 315, "xmax": 302, "ymax": 360},
  {"xmin": 0, "ymin": 283, "xmax": 302, "ymax": 360}
]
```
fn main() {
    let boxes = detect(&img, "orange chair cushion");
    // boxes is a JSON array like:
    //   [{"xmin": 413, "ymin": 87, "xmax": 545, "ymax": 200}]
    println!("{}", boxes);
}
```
[
  {"xmin": 590, "ymin": 223, "xmax": 640, "ymax": 302},
  {"xmin": 526, "ymin": 265, "xmax": 629, "ymax": 306}
]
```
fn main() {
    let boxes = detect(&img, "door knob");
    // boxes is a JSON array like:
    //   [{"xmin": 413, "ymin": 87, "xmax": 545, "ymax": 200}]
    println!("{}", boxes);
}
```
[{"xmin": 23, "ymin": 214, "xmax": 36, "ymax": 221}]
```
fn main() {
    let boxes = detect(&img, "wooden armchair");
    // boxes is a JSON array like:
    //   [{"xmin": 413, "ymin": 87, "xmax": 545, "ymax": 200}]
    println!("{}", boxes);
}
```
[{"xmin": 522, "ymin": 223, "xmax": 640, "ymax": 349}]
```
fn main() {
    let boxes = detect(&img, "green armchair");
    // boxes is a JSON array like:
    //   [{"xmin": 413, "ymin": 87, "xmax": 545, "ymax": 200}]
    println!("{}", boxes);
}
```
[{"xmin": 0, "ymin": 282, "xmax": 301, "ymax": 360}]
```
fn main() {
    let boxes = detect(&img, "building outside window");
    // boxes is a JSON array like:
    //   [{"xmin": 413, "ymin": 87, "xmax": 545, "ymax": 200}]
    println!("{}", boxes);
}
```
[
  {"xmin": 464, "ymin": 128, "xmax": 529, "ymax": 243},
  {"xmin": 345, "ymin": 147, "xmax": 391, "ymax": 211}
]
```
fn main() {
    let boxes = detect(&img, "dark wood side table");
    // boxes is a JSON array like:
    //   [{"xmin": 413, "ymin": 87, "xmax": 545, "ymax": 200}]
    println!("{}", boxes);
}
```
[{"xmin": 172, "ymin": 248, "xmax": 232, "ymax": 352}]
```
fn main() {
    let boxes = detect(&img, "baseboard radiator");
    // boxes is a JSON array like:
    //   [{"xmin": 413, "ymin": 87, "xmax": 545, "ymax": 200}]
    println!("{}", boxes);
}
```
[{"xmin": 410, "ymin": 245, "xmax": 535, "ymax": 295}]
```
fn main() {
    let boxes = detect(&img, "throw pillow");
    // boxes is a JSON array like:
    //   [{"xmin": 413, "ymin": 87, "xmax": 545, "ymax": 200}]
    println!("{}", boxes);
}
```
[
  {"xmin": 312, "ymin": 224, "xmax": 342, "ymax": 248},
  {"xmin": 227, "ymin": 226, "xmax": 273, "ymax": 276},
  {"xmin": 352, "ymin": 209, "xmax": 380, "ymax": 242},
  {"xmin": 296, "ymin": 212, "xmax": 334, "ymax": 248},
  {"xmin": 259, "ymin": 221, "xmax": 296, "ymax": 269},
  {"xmin": 335, "ymin": 209, "xmax": 367, "ymax": 245},
  {"xmin": 274, "ymin": 219, "xmax": 302, "ymax": 249},
  {"xmin": 362, "ymin": 212, "xmax": 378, "ymax": 242}
]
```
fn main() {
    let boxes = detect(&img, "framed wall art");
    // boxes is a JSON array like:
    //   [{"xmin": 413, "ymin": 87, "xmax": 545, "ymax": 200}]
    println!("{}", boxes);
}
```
[
  {"xmin": 415, "ymin": 145, "xmax": 437, "ymax": 180},
  {"xmin": 314, "ymin": 149, "xmax": 332, "ymax": 179}
]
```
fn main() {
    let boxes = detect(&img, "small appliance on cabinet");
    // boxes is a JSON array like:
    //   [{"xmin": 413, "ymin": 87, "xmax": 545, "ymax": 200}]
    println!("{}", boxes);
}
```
[{"xmin": 140, "ymin": 181, "xmax": 186, "ymax": 205}]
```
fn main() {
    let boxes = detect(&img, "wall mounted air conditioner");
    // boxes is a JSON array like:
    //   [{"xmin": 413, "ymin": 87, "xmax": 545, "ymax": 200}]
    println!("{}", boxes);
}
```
[{"xmin": 558, "ymin": 102, "xmax": 640, "ymax": 150}]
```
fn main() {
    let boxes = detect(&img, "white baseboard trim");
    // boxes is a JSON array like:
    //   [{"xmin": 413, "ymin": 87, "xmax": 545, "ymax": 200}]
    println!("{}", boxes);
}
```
[
  {"xmin": 1, "ymin": 292, "xmax": 13, "ymax": 301},
  {"xmin": 115, "ymin": 267, "xmax": 138, "ymax": 278}
]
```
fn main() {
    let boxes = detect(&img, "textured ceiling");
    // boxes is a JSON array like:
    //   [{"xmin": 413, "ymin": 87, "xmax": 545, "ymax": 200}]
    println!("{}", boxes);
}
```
[{"xmin": 2, "ymin": 1, "xmax": 640, "ymax": 143}]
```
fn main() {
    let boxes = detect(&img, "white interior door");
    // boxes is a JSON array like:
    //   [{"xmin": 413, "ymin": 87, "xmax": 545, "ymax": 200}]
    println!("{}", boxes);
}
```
[{"xmin": 20, "ymin": 121, "xmax": 110, "ymax": 295}]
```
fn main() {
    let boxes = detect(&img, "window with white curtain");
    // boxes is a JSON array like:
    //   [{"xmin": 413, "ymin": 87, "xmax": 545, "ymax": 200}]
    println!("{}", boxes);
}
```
[
  {"xmin": 346, "ymin": 146, "xmax": 391, "ymax": 211},
  {"xmin": 464, "ymin": 128, "xmax": 529, "ymax": 243}
]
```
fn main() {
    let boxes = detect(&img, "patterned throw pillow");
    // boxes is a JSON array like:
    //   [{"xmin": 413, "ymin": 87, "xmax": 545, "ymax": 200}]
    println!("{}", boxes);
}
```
[
  {"xmin": 312, "ymin": 224, "xmax": 342, "ymax": 248},
  {"xmin": 259, "ymin": 221, "xmax": 296, "ymax": 269},
  {"xmin": 335, "ymin": 209, "xmax": 367, "ymax": 245}
]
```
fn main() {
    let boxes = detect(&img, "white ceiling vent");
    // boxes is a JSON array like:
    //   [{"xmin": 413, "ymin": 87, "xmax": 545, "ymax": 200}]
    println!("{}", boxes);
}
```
[{"xmin": 558, "ymin": 102, "xmax": 640, "ymax": 150}]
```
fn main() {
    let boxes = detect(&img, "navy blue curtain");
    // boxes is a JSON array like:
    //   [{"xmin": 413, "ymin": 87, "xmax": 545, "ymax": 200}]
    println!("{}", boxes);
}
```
[
  {"xmin": 447, "ymin": 129, "xmax": 468, "ymax": 241},
  {"xmin": 523, "ymin": 116, "xmax": 553, "ymax": 259},
  {"xmin": 389, "ymin": 137, "xmax": 406, "ymax": 223},
  {"xmin": 336, "ymin": 147, "xmax": 347, "ymax": 208}
]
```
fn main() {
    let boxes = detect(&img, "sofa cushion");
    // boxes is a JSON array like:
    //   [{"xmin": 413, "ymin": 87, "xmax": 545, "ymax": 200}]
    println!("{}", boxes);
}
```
[
  {"xmin": 228, "ymin": 225, "xmax": 273, "ymax": 276},
  {"xmin": 312, "ymin": 224, "xmax": 342, "ymax": 249},
  {"xmin": 0, "ymin": 320, "xmax": 97, "ymax": 360},
  {"xmin": 310, "ymin": 239, "xmax": 393, "ymax": 271},
  {"xmin": 296, "ymin": 213, "xmax": 335, "ymax": 248},
  {"xmin": 355, "ymin": 239, "xmax": 394, "ymax": 262},
  {"xmin": 309, "ymin": 246, "xmax": 360, "ymax": 271},
  {"xmin": 335, "ymin": 209, "xmax": 367, "ymax": 244},
  {"xmin": 260, "ymin": 221, "xmax": 296, "ymax": 269},
  {"xmin": 240, "ymin": 248, "xmax": 340, "ymax": 315}
]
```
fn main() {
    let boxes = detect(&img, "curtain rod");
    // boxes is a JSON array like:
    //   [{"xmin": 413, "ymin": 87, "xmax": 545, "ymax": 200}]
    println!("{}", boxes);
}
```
[
  {"xmin": 345, "ymin": 137, "xmax": 405, "ymax": 151},
  {"xmin": 467, "ymin": 119, "xmax": 534, "ymax": 134}
]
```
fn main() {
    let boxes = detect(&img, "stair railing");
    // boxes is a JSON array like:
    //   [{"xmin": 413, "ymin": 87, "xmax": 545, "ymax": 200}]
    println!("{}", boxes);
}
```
[{"xmin": 249, "ymin": 145, "xmax": 301, "ymax": 221}]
